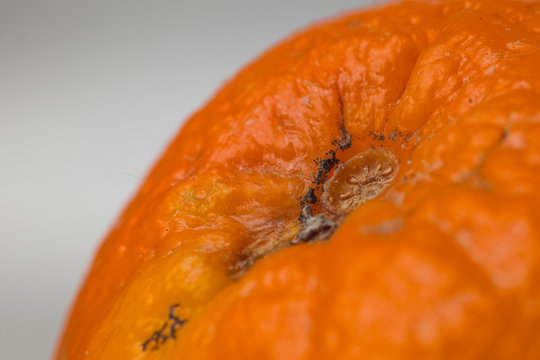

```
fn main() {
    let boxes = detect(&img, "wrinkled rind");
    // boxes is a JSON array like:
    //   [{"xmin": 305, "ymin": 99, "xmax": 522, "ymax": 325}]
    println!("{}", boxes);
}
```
[{"xmin": 56, "ymin": 0, "xmax": 540, "ymax": 359}]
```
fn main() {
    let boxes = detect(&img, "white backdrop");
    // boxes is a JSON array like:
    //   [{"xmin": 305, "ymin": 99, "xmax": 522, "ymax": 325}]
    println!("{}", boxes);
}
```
[{"xmin": 0, "ymin": 0, "xmax": 381, "ymax": 358}]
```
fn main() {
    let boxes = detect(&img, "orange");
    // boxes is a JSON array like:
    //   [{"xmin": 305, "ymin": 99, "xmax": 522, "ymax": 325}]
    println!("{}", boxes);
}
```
[{"xmin": 55, "ymin": 0, "xmax": 540, "ymax": 358}]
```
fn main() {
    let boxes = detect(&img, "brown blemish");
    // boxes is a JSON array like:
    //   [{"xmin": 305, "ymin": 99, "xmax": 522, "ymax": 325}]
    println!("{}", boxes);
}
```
[
  {"xmin": 320, "ymin": 148, "xmax": 399, "ymax": 217},
  {"xmin": 291, "ymin": 205, "xmax": 337, "ymax": 244}
]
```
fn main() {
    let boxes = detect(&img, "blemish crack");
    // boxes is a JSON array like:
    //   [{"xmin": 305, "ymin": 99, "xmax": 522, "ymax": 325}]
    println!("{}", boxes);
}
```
[
  {"xmin": 291, "ymin": 204, "xmax": 337, "ymax": 244},
  {"xmin": 293, "ymin": 91, "xmax": 353, "ymax": 244}
]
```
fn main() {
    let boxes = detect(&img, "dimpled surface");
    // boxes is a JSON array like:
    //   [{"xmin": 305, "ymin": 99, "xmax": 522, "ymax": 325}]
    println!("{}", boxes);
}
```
[{"xmin": 55, "ymin": 0, "xmax": 540, "ymax": 359}]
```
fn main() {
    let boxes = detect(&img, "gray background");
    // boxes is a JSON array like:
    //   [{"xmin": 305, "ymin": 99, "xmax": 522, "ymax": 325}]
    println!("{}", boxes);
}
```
[{"xmin": 0, "ymin": 0, "xmax": 379, "ymax": 358}]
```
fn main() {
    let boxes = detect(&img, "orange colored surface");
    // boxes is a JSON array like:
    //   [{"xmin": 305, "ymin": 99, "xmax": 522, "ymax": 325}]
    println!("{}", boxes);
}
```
[{"xmin": 55, "ymin": 0, "xmax": 540, "ymax": 358}]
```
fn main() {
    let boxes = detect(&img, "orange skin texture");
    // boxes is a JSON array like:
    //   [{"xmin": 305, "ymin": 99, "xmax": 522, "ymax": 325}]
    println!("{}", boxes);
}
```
[{"xmin": 55, "ymin": 0, "xmax": 540, "ymax": 359}]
